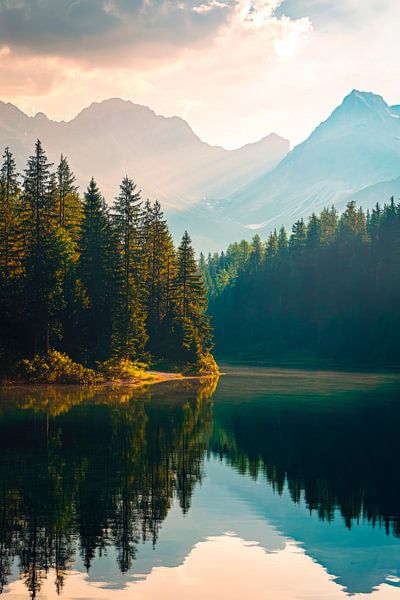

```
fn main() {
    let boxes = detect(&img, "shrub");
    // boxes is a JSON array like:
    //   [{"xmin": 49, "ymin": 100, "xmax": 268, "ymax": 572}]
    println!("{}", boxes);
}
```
[
  {"xmin": 97, "ymin": 357, "xmax": 148, "ymax": 381},
  {"xmin": 196, "ymin": 351, "xmax": 220, "ymax": 376},
  {"xmin": 19, "ymin": 351, "xmax": 102, "ymax": 384},
  {"xmin": 181, "ymin": 351, "xmax": 219, "ymax": 376}
]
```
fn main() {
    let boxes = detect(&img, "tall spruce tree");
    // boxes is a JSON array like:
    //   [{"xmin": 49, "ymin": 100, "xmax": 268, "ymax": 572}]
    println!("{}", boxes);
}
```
[
  {"xmin": 249, "ymin": 234, "xmax": 264, "ymax": 272},
  {"xmin": 143, "ymin": 201, "xmax": 176, "ymax": 352},
  {"xmin": 266, "ymin": 229, "xmax": 279, "ymax": 260},
  {"xmin": 0, "ymin": 148, "xmax": 21, "ymax": 364},
  {"xmin": 112, "ymin": 176, "xmax": 147, "ymax": 358},
  {"xmin": 56, "ymin": 155, "xmax": 82, "ymax": 242},
  {"xmin": 22, "ymin": 140, "xmax": 71, "ymax": 354},
  {"xmin": 290, "ymin": 218, "xmax": 307, "ymax": 249},
  {"xmin": 173, "ymin": 231, "xmax": 212, "ymax": 361},
  {"xmin": 54, "ymin": 157, "xmax": 83, "ymax": 357},
  {"xmin": 0, "ymin": 148, "xmax": 20, "ymax": 282},
  {"xmin": 78, "ymin": 178, "xmax": 119, "ymax": 363}
]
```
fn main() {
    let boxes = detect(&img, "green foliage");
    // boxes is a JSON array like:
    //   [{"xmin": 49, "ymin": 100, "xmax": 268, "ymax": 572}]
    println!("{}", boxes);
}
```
[
  {"xmin": 0, "ymin": 140, "xmax": 217, "ymax": 376},
  {"xmin": 56, "ymin": 154, "xmax": 82, "ymax": 239},
  {"xmin": 18, "ymin": 351, "xmax": 101, "ymax": 384},
  {"xmin": 205, "ymin": 200, "xmax": 400, "ymax": 366},
  {"xmin": 78, "ymin": 178, "xmax": 119, "ymax": 362},
  {"xmin": 111, "ymin": 176, "xmax": 147, "ymax": 357},
  {"xmin": 0, "ymin": 147, "xmax": 20, "ymax": 282},
  {"xmin": 168, "ymin": 231, "xmax": 213, "ymax": 363},
  {"xmin": 195, "ymin": 351, "xmax": 220, "ymax": 375},
  {"xmin": 97, "ymin": 357, "xmax": 149, "ymax": 381},
  {"xmin": 200, "ymin": 236, "xmax": 266, "ymax": 300},
  {"xmin": 141, "ymin": 200, "xmax": 176, "ymax": 352}
]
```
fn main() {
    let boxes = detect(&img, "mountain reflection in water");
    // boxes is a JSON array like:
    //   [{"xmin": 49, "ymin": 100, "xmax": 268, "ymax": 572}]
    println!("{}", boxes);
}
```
[{"xmin": 1, "ymin": 367, "xmax": 400, "ymax": 599}]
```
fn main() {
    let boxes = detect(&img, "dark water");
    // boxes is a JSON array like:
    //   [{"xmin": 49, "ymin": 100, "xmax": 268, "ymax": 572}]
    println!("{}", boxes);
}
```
[{"xmin": 1, "ymin": 367, "xmax": 400, "ymax": 599}]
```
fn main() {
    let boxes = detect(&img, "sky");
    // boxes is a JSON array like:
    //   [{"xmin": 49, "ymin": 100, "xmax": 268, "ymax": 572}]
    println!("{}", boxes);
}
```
[{"xmin": 0, "ymin": 0, "xmax": 399, "ymax": 148}]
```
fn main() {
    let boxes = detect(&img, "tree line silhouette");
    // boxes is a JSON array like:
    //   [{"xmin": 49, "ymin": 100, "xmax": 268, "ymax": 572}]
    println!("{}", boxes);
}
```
[
  {"xmin": 202, "ymin": 200, "xmax": 400, "ymax": 365},
  {"xmin": 0, "ymin": 142, "xmax": 214, "ymax": 374}
]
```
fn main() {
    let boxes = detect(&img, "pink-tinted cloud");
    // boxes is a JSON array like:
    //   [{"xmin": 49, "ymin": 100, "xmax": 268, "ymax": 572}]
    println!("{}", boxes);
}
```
[{"xmin": 0, "ymin": 0, "xmax": 399, "ymax": 148}]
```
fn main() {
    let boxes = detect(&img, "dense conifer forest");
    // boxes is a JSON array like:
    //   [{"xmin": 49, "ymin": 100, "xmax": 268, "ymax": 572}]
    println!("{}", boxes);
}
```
[
  {"xmin": 202, "ymin": 201, "xmax": 400, "ymax": 365},
  {"xmin": 0, "ymin": 141, "xmax": 216, "ymax": 379},
  {"xmin": 2, "ymin": 139, "xmax": 400, "ymax": 374}
]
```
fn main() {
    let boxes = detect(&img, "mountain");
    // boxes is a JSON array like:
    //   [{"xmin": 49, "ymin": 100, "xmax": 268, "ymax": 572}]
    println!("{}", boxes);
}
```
[
  {"xmin": 216, "ymin": 90, "xmax": 400, "ymax": 232},
  {"xmin": 345, "ymin": 176, "xmax": 400, "ymax": 206},
  {"xmin": 0, "ymin": 98, "xmax": 288, "ymax": 248},
  {"xmin": 3, "ymin": 90, "xmax": 399, "ymax": 250}
]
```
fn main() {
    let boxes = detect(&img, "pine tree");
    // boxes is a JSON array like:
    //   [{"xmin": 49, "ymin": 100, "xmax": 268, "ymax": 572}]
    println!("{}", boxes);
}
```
[
  {"xmin": 56, "ymin": 155, "xmax": 82, "ymax": 242},
  {"xmin": 319, "ymin": 206, "xmax": 337, "ymax": 245},
  {"xmin": 307, "ymin": 214, "xmax": 321, "ymax": 248},
  {"xmin": 266, "ymin": 229, "xmax": 279, "ymax": 259},
  {"xmin": 21, "ymin": 140, "xmax": 70, "ymax": 354},
  {"xmin": 0, "ymin": 148, "xmax": 22, "ymax": 364},
  {"xmin": 145, "ymin": 203, "xmax": 175, "ymax": 335},
  {"xmin": 139, "ymin": 200, "xmax": 178, "ymax": 355},
  {"xmin": 78, "ymin": 178, "xmax": 118, "ymax": 362},
  {"xmin": 55, "ymin": 158, "xmax": 83, "ymax": 357},
  {"xmin": 290, "ymin": 219, "xmax": 307, "ymax": 249},
  {"xmin": 249, "ymin": 234, "xmax": 264, "ymax": 272},
  {"xmin": 111, "ymin": 176, "xmax": 147, "ymax": 358},
  {"xmin": 0, "ymin": 147, "xmax": 20, "ymax": 282},
  {"xmin": 338, "ymin": 201, "xmax": 367, "ymax": 242},
  {"xmin": 278, "ymin": 226, "xmax": 288, "ymax": 254},
  {"xmin": 22, "ymin": 140, "xmax": 54, "ymax": 242},
  {"xmin": 173, "ymin": 231, "xmax": 212, "ymax": 361}
]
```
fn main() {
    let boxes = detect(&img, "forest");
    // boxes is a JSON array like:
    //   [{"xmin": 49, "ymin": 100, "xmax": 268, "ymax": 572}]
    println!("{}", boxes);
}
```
[
  {"xmin": 202, "ymin": 200, "xmax": 400, "ymax": 366},
  {"xmin": 2, "ymin": 138, "xmax": 400, "ymax": 375},
  {"xmin": 0, "ymin": 141, "xmax": 217, "ymax": 380}
]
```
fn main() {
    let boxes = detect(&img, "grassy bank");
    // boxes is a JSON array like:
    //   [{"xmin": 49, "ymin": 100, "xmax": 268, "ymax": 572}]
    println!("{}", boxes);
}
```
[{"xmin": 1, "ymin": 350, "xmax": 219, "ymax": 386}]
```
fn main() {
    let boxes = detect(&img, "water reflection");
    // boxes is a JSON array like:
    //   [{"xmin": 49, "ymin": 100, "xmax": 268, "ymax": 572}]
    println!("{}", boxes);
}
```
[
  {"xmin": 1, "ymin": 369, "xmax": 400, "ymax": 598},
  {"xmin": 212, "ymin": 369, "xmax": 400, "ymax": 536},
  {"xmin": 0, "ymin": 379, "xmax": 216, "ymax": 597}
]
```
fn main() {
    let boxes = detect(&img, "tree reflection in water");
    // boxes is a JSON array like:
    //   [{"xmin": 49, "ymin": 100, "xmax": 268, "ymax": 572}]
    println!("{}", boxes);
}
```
[
  {"xmin": 1, "ymin": 371, "xmax": 400, "ymax": 597},
  {"xmin": 0, "ymin": 379, "xmax": 217, "ymax": 597}
]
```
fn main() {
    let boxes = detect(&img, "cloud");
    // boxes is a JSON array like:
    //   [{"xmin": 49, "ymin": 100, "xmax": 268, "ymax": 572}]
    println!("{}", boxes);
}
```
[
  {"xmin": 0, "ymin": 0, "xmax": 398, "ymax": 151},
  {"xmin": 0, "ymin": 46, "xmax": 64, "ymax": 96},
  {"xmin": 0, "ymin": 0, "xmax": 312, "ymax": 66},
  {"xmin": 193, "ymin": 1, "xmax": 228, "ymax": 14},
  {"xmin": 0, "ymin": 0, "xmax": 312, "ymax": 109},
  {"xmin": 0, "ymin": 0, "xmax": 232, "ymax": 61}
]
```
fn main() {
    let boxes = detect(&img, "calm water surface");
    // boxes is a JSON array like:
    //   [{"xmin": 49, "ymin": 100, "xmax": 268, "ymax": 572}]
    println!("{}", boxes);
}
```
[{"xmin": 1, "ymin": 367, "xmax": 400, "ymax": 599}]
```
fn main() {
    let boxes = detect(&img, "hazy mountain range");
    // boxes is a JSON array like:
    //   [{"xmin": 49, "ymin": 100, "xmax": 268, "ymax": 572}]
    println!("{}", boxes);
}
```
[
  {"xmin": 215, "ymin": 90, "xmax": 400, "ymax": 233},
  {"xmin": 1, "ymin": 89, "xmax": 400, "ymax": 250},
  {"xmin": 0, "ymin": 98, "xmax": 287, "ymax": 248}
]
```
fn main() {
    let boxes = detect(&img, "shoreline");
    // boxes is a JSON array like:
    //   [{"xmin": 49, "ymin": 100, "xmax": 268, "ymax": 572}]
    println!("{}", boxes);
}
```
[{"xmin": 0, "ymin": 370, "xmax": 216, "ymax": 389}]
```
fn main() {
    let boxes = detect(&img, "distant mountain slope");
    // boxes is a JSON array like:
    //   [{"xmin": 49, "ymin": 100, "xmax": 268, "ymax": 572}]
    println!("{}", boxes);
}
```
[
  {"xmin": 0, "ymin": 98, "xmax": 288, "ymax": 209},
  {"xmin": 217, "ymin": 90, "xmax": 400, "ymax": 232},
  {"xmin": 0, "ymin": 98, "xmax": 289, "ymax": 250},
  {"xmin": 344, "ymin": 176, "xmax": 400, "ymax": 207},
  {"xmin": 3, "ymin": 91, "xmax": 400, "ymax": 251}
]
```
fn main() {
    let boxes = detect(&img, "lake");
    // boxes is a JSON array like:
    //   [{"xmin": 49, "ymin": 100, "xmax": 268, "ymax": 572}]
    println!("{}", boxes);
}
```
[{"xmin": 1, "ymin": 366, "xmax": 400, "ymax": 599}]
